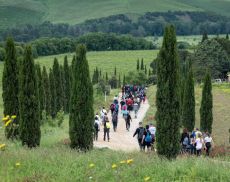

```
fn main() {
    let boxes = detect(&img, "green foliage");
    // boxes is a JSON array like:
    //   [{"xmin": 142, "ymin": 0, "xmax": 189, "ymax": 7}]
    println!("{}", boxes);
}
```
[
  {"xmin": 108, "ymin": 75, "xmax": 118, "ymax": 89},
  {"xmin": 56, "ymin": 109, "xmax": 65, "ymax": 127},
  {"xmin": 140, "ymin": 58, "xmax": 144, "ymax": 70},
  {"xmin": 60, "ymin": 65, "xmax": 67, "ymax": 113},
  {"xmin": 69, "ymin": 45, "xmax": 94, "ymax": 150},
  {"xmin": 193, "ymin": 39, "xmax": 230, "ymax": 81},
  {"xmin": 18, "ymin": 45, "xmax": 40, "ymax": 147},
  {"xmin": 92, "ymin": 67, "xmax": 99, "ymax": 85},
  {"xmin": 49, "ymin": 69, "xmax": 57, "ymax": 118},
  {"xmin": 35, "ymin": 64, "xmax": 44, "ymax": 118},
  {"xmin": 202, "ymin": 32, "xmax": 208, "ymax": 42},
  {"xmin": 2, "ymin": 37, "xmax": 19, "ymax": 139},
  {"xmin": 155, "ymin": 25, "xmax": 180, "ymax": 159},
  {"xmin": 226, "ymin": 33, "xmax": 229, "ymax": 40},
  {"xmin": 42, "ymin": 66, "xmax": 51, "ymax": 115},
  {"xmin": 53, "ymin": 58, "xmax": 64, "ymax": 112},
  {"xmin": 182, "ymin": 63, "xmax": 195, "ymax": 132},
  {"xmin": 95, "ymin": 79, "xmax": 111, "ymax": 95},
  {"xmin": 136, "ymin": 59, "xmax": 140, "ymax": 71},
  {"xmin": 0, "ymin": 47, "xmax": 6, "ymax": 62},
  {"xmin": 63, "ymin": 56, "xmax": 71, "ymax": 113},
  {"xmin": 200, "ymin": 70, "xmax": 213, "ymax": 133},
  {"xmin": 114, "ymin": 66, "xmax": 117, "ymax": 76},
  {"xmin": 126, "ymin": 71, "xmax": 147, "ymax": 85}
]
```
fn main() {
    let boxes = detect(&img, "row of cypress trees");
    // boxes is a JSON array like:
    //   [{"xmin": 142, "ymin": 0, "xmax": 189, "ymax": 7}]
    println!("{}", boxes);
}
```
[
  {"xmin": 3, "ymin": 37, "xmax": 94, "ymax": 149},
  {"xmin": 156, "ymin": 25, "xmax": 213, "ymax": 159}
]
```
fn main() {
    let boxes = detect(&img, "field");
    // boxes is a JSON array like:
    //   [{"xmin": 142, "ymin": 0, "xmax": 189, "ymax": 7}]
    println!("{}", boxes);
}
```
[
  {"xmin": 1, "ymin": 50, "xmax": 230, "ymax": 181},
  {"xmin": 1, "ymin": 0, "xmax": 230, "ymax": 30},
  {"xmin": 35, "ymin": 50, "xmax": 157, "ymax": 78}
]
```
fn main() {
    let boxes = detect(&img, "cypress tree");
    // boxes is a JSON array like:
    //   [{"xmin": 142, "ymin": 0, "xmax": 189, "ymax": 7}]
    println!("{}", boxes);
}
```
[
  {"xmin": 123, "ymin": 75, "xmax": 126, "ymax": 86},
  {"xmin": 145, "ymin": 65, "xmax": 147, "ymax": 75},
  {"xmin": 42, "ymin": 66, "xmax": 51, "ymax": 115},
  {"xmin": 226, "ymin": 33, "xmax": 229, "ymax": 40},
  {"xmin": 99, "ymin": 69, "xmax": 102, "ymax": 78},
  {"xmin": 69, "ymin": 45, "xmax": 94, "ymax": 150},
  {"xmin": 92, "ymin": 69, "xmax": 96, "ymax": 84},
  {"xmin": 18, "ymin": 45, "xmax": 40, "ymax": 147},
  {"xmin": 106, "ymin": 72, "xmax": 108, "ymax": 82},
  {"xmin": 64, "ymin": 56, "xmax": 70, "ymax": 113},
  {"xmin": 95, "ymin": 67, "xmax": 99, "ymax": 83},
  {"xmin": 114, "ymin": 66, "xmax": 117, "ymax": 76},
  {"xmin": 141, "ymin": 58, "xmax": 144, "ymax": 70},
  {"xmin": 200, "ymin": 70, "xmax": 213, "ymax": 133},
  {"xmin": 53, "ymin": 58, "xmax": 63, "ymax": 112},
  {"xmin": 156, "ymin": 25, "xmax": 180, "ymax": 159},
  {"xmin": 118, "ymin": 74, "xmax": 121, "ymax": 88},
  {"xmin": 49, "ymin": 69, "xmax": 57, "ymax": 118},
  {"xmin": 137, "ymin": 59, "xmax": 140, "ymax": 70},
  {"xmin": 148, "ymin": 69, "xmax": 151, "ymax": 76},
  {"xmin": 35, "ymin": 64, "xmax": 44, "ymax": 117},
  {"xmin": 182, "ymin": 64, "xmax": 195, "ymax": 132},
  {"xmin": 202, "ymin": 32, "xmax": 208, "ymax": 42},
  {"xmin": 2, "ymin": 37, "xmax": 19, "ymax": 139},
  {"xmin": 60, "ymin": 65, "xmax": 66, "ymax": 112}
]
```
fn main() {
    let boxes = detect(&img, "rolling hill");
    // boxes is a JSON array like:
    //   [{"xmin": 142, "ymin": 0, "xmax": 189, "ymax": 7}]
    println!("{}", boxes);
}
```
[{"xmin": 0, "ymin": 0, "xmax": 230, "ymax": 31}]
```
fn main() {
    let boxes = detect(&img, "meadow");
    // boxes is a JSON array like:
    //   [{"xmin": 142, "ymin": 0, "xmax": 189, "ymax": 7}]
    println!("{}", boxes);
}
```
[
  {"xmin": 1, "ymin": 0, "xmax": 230, "ymax": 30},
  {"xmin": 0, "ymin": 50, "xmax": 230, "ymax": 181}
]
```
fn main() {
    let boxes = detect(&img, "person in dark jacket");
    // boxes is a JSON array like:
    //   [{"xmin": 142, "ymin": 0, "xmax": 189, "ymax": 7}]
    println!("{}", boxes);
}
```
[{"xmin": 133, "ymin": 122, "xmax": 145, "ymax": 151}]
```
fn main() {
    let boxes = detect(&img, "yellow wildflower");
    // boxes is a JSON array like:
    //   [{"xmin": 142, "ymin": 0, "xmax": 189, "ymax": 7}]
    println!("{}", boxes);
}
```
[
  {"xmin": 0, "ymin": 144, "xmax": 6, "ymax": 151},
  {"xmin": 89, "ymin": 163, "xmax": 95, "ymax": 168},
  {"xmin": 144, "ymin": 177, "xmax": 151, "ymax": 181},
  {"xmin": 5, "ymin": 120, "xmax": 12, "ymax": 127},
  {"xmin": 2, "ymin": 117, "xmax": 8, "ymax": 122},
  {"xmin": 6, "ymin": 115, "xmax": 10, "ymax": 119},
  {"xmin": 120, "ymin": 160, "xmax": 126, "ymax": 164},
  {"xmin": 11, "ymin": 115, "xmax": 17, "ymax": 119},
  {"xmin": 126, "ymin": 159, "xmax": 133, "ymax": 164},
  {"xmin": 15, "ymin": 162, "xmax": 20, "ymax": 167},
  {"xmin": 111, "ymin": 164, "xmax": 117, "ymax": 169}
]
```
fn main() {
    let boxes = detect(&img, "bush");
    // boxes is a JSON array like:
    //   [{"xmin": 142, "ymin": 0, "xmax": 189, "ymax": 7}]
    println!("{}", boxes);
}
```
[{"xmin": 56, "ymin": 109, "xmax": 65, "ymax": 127}]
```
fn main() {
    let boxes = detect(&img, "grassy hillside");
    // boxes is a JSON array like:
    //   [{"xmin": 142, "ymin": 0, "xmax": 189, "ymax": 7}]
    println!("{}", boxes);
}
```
[{"xmin": 1, "ymin": 0, "xmax": 230, "ymax": 30}]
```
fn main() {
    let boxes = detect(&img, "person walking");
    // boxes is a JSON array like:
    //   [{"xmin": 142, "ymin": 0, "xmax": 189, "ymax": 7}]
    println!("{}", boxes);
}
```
[
  {"xmin": 133, "ymin": 102, "xmax": 139, "ymax": 118},
  {"xmin": 103, "ymin": 118, "xmax": 110, "ymax": 142},
  {"xmin": 133, "ymin": 122, "xmax": 145, "ymax": 151},
  {"xmin": 195, "ymin": 133, "xmax": 204, "ymax": 156},
  {"xmin": 204, "ymin": 132, "xmax": 214, "ymax": 156},
  {"xmin": 126, "ymin": 112, "xmax": 132, "ymax": 131},
  {"xmin": 142, "ymin": 125, "xmax": 152, "ymax": 152},
  {"xmin": 149, "ymin": 123, "xmax": 156, "ymax": 151},
  {"xmin": 94, "ymin": 117, "xmax": 100, "ymax": 141},
  {"xmin": 112, "ymin": 111, "xmax": 118, "ymax": 132},
  {"xmin": 180, "ymin": 128, "xmax": 190, "ymax": 153}
]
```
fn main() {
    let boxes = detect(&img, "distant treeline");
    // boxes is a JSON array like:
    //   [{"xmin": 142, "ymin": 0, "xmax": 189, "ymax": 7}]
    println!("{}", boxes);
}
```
[
  {"xmin": 1, "ymin": 11, "xmax": 230, "ymax": 42},
  {"xmin": 0, "ymin": 33, "xmax": 154, "ymax": 60}
]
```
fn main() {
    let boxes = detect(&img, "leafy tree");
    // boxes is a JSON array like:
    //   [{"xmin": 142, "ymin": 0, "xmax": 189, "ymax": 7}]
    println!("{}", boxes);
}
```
[
  {"xmin": 155, "ymin": 25, "xmax": 180, "ymax": 159},
  {"xmin": 53, "ymin": 58, "xmax": 64, "ymax": 112},
  {"xmin": 2, "ymin": 37, "xmax": 19, "ymax": 139},
  {"xmin": 35, "ymin": 64, "xmax": 44, "ymax": 118},
  {"xmin": 182, "ymin": 62, "xmax": 195, "ymax": 132},
  {"xmin": 18, "ymin": 45, "xmax": 40, "ymax": 147},
  {"xmin": 126, "ymin": 71, "xmax": 147, "ymax": 85},
  {"xmin": 69, "ymin": 45, "xmax": 94, "ymax": 150},
  {"xmin": 200, "ymin": 70, "xmax": 213, "ymax": 133},
  {"xmin": 137, "ymin": 59, "xmax": 140, "ymax": 70},
  {"xmin": 49, "ymin": 69, "xmax": 57, "ymax": 118},
  {"xmin": 193, "ymin": 39, "xmax": 230, "ymax": 81},
  {"xmin": 42, "ymin": 66, "xmax": 51, "ymax": 115},
  {"xmin": 141, "ymin": 58, "xmax": 144, "ymax": 70},
  {"xmin": 64, "ymin": 56, "xmax": 70, "ymax": 113}
]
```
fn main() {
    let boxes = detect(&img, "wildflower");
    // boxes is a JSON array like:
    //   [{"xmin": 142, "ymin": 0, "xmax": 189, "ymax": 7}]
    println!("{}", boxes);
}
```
[
  {"xmin": 11, "ymin": 115, "xmax": 16, "ymax": 119},
  {"xmin": 111, "ymin": 164, "xmax": 117, "ymax": 169},
  {"xmin": 0, "ymin": 144, "xmax": 6, "ymax": 151},
  {"xmin": 126, "ymin": 159, "xmax": 133, "ymax": 164},
  {"xmin": 15, "ymin": 162, "xmax": 20, "ymax": 167},
  {"xmin": 89, "ymin": 163, "xmax": 95, "ymax": 168},
  {"xmin": 5, "ymin": 120, "xmax": 12, "ymax": 127},
  {"xmin": 144, "ymin": 176, "xmax": 151, "ymax": 181},
  {"xmin": 2, "ymin": 117, "xmax": 8, "ymax": 122},
  {"xmin": 120, "ymin": 160, "xmax": 126, "ymax": 164},
  {"xmin": 6, "ymin": 115, "xmax": 10, "ymax": 119}
]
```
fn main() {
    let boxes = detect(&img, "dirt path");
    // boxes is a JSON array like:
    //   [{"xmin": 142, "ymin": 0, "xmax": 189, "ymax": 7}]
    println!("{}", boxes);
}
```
[{"xmin": 94, "ymin": 94, "xmax": 150, "ymax": 152}]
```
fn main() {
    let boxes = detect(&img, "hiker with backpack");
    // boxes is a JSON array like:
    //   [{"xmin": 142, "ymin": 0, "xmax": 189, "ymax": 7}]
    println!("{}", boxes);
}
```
[
  {"xmin": 126, "ymin": 112, "xmax": 132, "ymax": 131},
  {"xmin": 110, "ymin": 103, "xmax": 115, "ymax": 116},
  {"xmin": 180, "ymin": 128, "xmax": 190, "ymax": 153},
  {"xmin": 133, "ymin": 122, "xmax": 145, "ymax": 151},
  {"xmin": 204, "ymin": 132, "xmax": 214, "ymax": 156},
  {"xmin": 94, "ymin": 117, "xmax": 100, "ymax": 141},
  {"xmin": 149, "ymin": 123, "xmax": 156, "ymax": 150},
  {"xmin": 112, "ymin": 111, "xmax": 118, "ymax": 132},
  {"xmin": 194, "ymin": 133, "xmax": 204, "ymax": 156},
  {"xmin": 103, "ymin": 117, "xmax": 110, "ymax": 142},
  {"xmin": 142, "ymin": 125, "xmax": 152, "ymax": 152}
]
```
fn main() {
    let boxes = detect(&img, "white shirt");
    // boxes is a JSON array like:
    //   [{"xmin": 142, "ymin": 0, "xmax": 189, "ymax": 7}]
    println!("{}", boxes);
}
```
[
  {"xmin": 195, "ymin": 138, "xmax": 203, "ymax": 150},
  {"xmin": 149, "ymin": 126, "xmax": 156, "ymax": 135},
  {"xmin": 204, "ymin": 136, "xmax": 212, "ymax": 143}
]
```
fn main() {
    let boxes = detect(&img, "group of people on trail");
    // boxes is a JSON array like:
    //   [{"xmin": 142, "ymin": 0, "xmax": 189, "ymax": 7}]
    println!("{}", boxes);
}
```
[
  {"xmin": 180, "ymin": 128, "xmax": 214, "ymax": 156},
  {"xmin": 133, "ymin": 122, "xmax": 156, "ymax": 152}
]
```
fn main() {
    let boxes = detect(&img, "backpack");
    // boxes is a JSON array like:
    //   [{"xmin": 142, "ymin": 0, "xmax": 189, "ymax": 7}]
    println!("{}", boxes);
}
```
[
  {"xmin": 138, "ymin": 128, "xmax": 144, "ymax": 140},
  {"xmin": 110, "ymin": 104, "xmax": 115, "ymax": 111},
  {"xmin": 183, "ymin": 136, "xmax": 189, "ymax": 146},
  {"xmin": 145, "ymin": 131, "xmax": 152, "ymax": 143},
  {"xmin": 115, "ymin": 104, "xmax": 119, "ymax": 112},
  {"xmin": 106, "ymin": 122, "xmax": 111, "ymax": 129}
]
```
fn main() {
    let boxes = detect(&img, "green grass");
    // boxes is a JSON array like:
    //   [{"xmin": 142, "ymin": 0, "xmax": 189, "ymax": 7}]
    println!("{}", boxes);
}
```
[
  {"xmin": 35, "ymin": 50, "xmax": 157, "ymax": 78},
  {"xmin": 2, "ymin": 0, "xmax": 230, "ymax": 30}
]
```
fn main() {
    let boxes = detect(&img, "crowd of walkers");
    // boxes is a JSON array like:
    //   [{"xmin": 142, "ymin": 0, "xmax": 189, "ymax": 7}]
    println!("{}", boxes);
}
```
[{"xmin": 180, "ymin": 128, "xmax": 214, "ymax": 156}]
